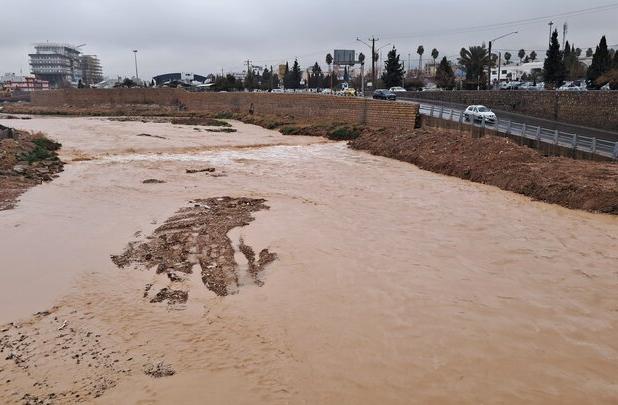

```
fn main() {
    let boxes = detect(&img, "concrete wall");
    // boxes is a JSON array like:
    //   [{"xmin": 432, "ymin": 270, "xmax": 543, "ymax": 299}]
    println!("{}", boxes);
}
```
[
  {"xmin": 402, "ymin": 91, "xmax": 618, "ymax": 131},
  {"xmin": 30, "ymin": 89, "xmax": 419, "ymax": 129}
]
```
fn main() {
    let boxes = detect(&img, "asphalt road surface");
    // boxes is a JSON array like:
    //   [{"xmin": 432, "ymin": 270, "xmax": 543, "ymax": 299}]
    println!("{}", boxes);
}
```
[{"xmin": 396, "ymin": 95, "xmax": 618, "ymax": 143}]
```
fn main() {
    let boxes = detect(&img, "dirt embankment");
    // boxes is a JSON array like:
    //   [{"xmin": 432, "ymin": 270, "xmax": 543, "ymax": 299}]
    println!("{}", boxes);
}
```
[
  {"xmin": 350, "ymin": 127, "xmax": 618, "ymax": 214},
  {"xmin": 0, "ymin": 125, "xmax": 63, "ymax": 210}
]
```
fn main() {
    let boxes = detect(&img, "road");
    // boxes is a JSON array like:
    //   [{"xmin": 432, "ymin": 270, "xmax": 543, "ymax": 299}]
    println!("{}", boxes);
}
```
[{"xmin": 396, "ymin": 95, "xmax": 618, "ymax": 143}]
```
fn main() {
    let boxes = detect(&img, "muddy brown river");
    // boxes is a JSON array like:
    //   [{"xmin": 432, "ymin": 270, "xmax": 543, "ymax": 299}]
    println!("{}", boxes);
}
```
[{"xmin": 1, "ymin": 116, "xmax": 617, "ymax": 404}]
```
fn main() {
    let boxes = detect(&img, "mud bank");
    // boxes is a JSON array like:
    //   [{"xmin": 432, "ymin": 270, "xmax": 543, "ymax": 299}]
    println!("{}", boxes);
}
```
[
  {"xmin": 0, "ymin": 125, "xmax": 63, "ymax": 210},
  {"xmin": 112, "ymin": 196, "xmax": 277, "ymax": 298},
  {"xmin": 350, "ymin": 126, "xmax": 618, "ymax": 214}
]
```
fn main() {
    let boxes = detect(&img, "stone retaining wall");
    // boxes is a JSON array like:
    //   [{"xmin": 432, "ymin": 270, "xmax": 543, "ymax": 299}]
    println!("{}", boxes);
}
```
[
  {"xmin": 402, "ymin": 91, "xmax": 618, "ymax": 131},
  {"xmin": 30, "ymin": 89, "xmax": 419, "ymax": 129}
]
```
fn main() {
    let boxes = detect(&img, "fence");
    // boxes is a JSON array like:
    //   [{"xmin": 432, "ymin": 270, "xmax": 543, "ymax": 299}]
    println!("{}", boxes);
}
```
[{"xmin": 418, "ymin": 104, "xmax": 618, "ymax": 160}]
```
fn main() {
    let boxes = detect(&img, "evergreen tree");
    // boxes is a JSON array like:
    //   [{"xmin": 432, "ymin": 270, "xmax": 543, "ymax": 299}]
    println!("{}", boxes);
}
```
[
  {"xmin": 543, "ymin": 30, "xmax": 566, "ymax": 88},
  {"xmin": 283, "ymin": 62, "xmax": 291, "ymax": 89},
  {"xmin": 381, "ymin": 46, "xmax": 404, "ymax": 88},
  {"xmin": 261, "ymin": 67, "xmax": 272, "ymax": 90},
  {"xmin": 244, "ymin": 69, "xmax": 258, "ymax": 90},
  {"xmin": 309, "ymin": 62, "xmax": 323, "ymax": 88},
  {"xmin": 518, "ymin": 49, "xmax": 526, "ymax": 64},
  {"xmin": 614, "ymin": 50, "xmax": 618, "ymax": 69},
  {"xmin": 287, "ymin": 59, "xmax": 302, "ymax": 89},
  {"xmin": 529, "ymin": 50, "xmax": 537, "ymax": 62},
  {"xmin": 435, "ymin": 57, "xmax": 455, "ymax": 89},
  {"xmin": 587, "ymin": 35, "xmax": 612, "ymax": 87}
]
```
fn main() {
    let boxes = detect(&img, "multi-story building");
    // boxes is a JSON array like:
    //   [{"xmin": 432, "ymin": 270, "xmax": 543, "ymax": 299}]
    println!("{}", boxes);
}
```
[
  {"xmin": 79, "ymin": 55, "xmax": 103, "ymax": 85},
  {"xmin": 29, "ymin": 43, "xmax": 104, "ymax": 88},
  {"xmin": 29, "ymin": 43, "xmax": 82, "ymax": 87}
]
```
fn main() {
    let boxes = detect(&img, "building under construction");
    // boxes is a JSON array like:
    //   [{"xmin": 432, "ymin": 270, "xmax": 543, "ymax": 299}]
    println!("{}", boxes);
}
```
[
  {"xmin": 80, "ymin": 55, "xmax": 103, "ymax": 85},
  {"xmin": 29, "ymin": 43, "xmax": 103, "ymax": 87}
]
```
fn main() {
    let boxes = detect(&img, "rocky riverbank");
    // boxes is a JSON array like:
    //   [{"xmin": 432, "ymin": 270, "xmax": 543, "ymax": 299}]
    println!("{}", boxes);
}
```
[{"xmin": 0, "ymin": 125, "xmax": 63, "ymax": 210}]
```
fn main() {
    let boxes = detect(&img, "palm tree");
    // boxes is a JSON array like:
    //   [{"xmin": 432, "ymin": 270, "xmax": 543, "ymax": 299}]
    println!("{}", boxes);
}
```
[
  {"xmin": 458, "ymin": 45, "xmax": 490, "ymax": 89},
  {"xmin": 431, "ymin": 48, "xmax": 439, "ymax": 66},
  {"xmin": 417, "ymin": 45, "xmax": 424, "ymax": 75},
  {"xmin": 325, "ymin": 53, "xmax": 333, "ymax": 89},
  {"xmin": 504, "ymin": 52, "xmax": 512, "ymax": 65},
  {"xmin": 518, "ymin": 49, "xmax": 526, "ymax": 64},
  {"xmin": 529, "ymin": 50, "xmax": 537, "ymax": 62}
]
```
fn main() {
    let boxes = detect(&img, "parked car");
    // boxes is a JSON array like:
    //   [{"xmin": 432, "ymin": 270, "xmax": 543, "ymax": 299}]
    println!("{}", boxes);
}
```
[
  {"xmin": 389, "ymin": 86, "xmax": 406, "ymax": 93},
  {"xmin": 463, "ymin": 105, "xmax": 496, "ymax": 124},
  {"xmin": 271, "ymin": 88, "xmax": 284, "ymax": 93},
  {"xmin": 372, "ymin": 89, "xmax": 396, "ymax": 100},
  {"xmin": 337, "ymin": 88, "xmax": 357, "ymax": 96},
  {"xmin": 558, "ymin": 81, "xmax": 587, "ymax": 91},
  {"xmin": 321, "ymin": 88, "xmax": 333, "ymax": 94}
]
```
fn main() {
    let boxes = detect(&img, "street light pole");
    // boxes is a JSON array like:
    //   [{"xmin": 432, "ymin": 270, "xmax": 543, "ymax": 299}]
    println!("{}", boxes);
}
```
[
  {"xmin": 487, "ymin": 31, "xmax": 517, "ymax": 89},
  {"xmin": 132, "ymin": 50, "xmax": 139, "ymax": 82}
]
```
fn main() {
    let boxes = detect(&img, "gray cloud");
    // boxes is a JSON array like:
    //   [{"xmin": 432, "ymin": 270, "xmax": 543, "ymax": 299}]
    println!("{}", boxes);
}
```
[{"xmin": 1, "ymin": 0, "xmax": 617, "ymax": 79}]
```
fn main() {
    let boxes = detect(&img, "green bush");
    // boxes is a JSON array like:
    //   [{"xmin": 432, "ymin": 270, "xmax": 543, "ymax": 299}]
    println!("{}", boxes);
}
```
[
  {"xmin": 214, "ymin": 111, "xmax": 234, "ymax": 119},
  {"xmin": 279, "ymin": 126, "xmax": 303, "ymax": 135},
  {"xmin": 327, "ymin": 126, "xmax": 361, "ymax": 140},
  {"xmin": 20, "ymin": 138, "xmax": 61, "ymax": 163}
]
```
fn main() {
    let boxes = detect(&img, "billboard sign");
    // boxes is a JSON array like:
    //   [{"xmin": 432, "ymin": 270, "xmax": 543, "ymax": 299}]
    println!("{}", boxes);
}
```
[{"xmin": 334, "ymin": 49, "xmax": 356, "ymax": 66}]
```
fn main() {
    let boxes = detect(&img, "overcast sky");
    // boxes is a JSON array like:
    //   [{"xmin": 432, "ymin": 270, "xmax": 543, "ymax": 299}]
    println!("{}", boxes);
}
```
[{"xmin": 1, "ymin": 0, "xmax": 617, "ymax": 79}]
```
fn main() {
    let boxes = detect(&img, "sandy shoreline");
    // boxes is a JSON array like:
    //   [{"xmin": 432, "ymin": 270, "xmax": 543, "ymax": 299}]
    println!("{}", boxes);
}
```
[{"xmin": 1, "ymin": 116, "xmax": 618, "ymax": 404}]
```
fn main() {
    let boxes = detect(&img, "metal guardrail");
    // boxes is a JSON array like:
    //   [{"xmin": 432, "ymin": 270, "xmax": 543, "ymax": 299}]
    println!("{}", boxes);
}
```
[{"xmin": 418, "ymin": 104, "xmax": 618, "ymax": 160}]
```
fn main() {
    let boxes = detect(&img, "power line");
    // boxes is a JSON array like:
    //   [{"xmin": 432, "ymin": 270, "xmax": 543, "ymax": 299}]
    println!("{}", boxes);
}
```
[{"xmin": 378, "ymin": 3, "xmax": 618, "ymax": 41}]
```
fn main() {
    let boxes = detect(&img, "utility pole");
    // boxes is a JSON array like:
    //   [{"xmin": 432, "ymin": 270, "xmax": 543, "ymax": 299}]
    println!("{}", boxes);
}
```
[
  {"xmin": 487, "ymin": 41, "xmax": 493, "ymax": 89},
  {"xmin": 487, "ymin": 31, "xmax": 518, "ymax": 89},
  {"xmin": 132, "ymin": 50, "xmax": 139, "ymax": 81},
  {"xmin": 562, "ymin": 22, "xmax": 568, "ymax": 49},
  {"xmin": 370, "ymin": 37, "xmax": 377, "ymax": 89},
  {"xmin": 244, "ymin": 60, "xmax": 252, "ymax": 75}
]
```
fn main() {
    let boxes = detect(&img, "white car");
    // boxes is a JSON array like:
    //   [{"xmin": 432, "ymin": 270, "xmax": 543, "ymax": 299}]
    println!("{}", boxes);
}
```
[
  {"xmin": 558, "ymin": 81, "xmax": 587, "ymax": 91},
  {"xmin": 464, "ymin": 105, "xmax": 496, "ymax": 124},
  {"xmin": 389, "ymin": 86, "xmax": 406, "ymax": 92}
]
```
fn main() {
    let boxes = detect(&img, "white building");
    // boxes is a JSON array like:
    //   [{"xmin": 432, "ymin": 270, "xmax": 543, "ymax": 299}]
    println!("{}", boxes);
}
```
[{"xmin": 490, "ymin": 61, "xmax": 544, "ymax": 82}]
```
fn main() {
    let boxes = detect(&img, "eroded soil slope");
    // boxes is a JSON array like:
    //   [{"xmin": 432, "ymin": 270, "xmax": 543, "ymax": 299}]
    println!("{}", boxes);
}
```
[{"xmin": 350, "ymin": 127, "xmax": 618, "ymax": 214}]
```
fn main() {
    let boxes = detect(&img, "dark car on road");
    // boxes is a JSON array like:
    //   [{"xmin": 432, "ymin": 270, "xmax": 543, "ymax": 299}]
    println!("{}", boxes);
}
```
[{"xmin": 372, "ymin": 89, "xmax": 397, "ymax": 100}]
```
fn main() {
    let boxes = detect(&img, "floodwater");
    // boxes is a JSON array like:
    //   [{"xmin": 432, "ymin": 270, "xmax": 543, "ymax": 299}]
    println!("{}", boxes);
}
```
[{"xmin": 1, "ymin": 116, "xmax": 617, "ymax": 404}]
